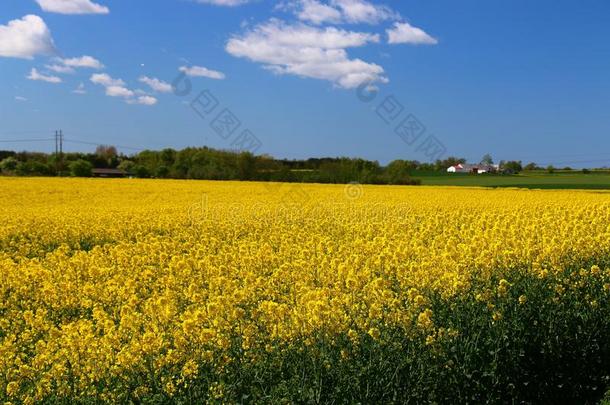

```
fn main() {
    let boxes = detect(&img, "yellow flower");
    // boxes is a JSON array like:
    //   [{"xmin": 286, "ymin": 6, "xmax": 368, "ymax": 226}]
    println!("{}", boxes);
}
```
[
  {"xmin": 6, "ymin": 381, "xmax": 19, "ymax": 397},
  {"xmin": 417, "ymin": 309, "xmax": 434, "ymax": 330},
  {"xmin": 368, "ymin": 327, "xmax": 381, "ymax": 340},
  {"xmin": 181, "ymin": 360, "xmax": 198, "ymax": 378},
  {"xmin": 498, "ymin": 279, "xmax": 510, "ymax": 296},
  {"xmin": 2, "ymin": 177, "xmax": 610, "ymax": 401}
]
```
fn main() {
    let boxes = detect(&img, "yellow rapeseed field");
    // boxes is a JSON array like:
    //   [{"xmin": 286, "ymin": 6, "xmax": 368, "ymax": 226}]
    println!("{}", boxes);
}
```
[{"xmin": 1, "ymin": 177, "xmax": 609, "ymax": 403}]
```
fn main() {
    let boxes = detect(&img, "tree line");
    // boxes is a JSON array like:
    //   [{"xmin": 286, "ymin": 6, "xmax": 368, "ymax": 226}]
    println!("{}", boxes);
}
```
[
  {"xmin": 0, "ymin": 146, "xmax": 423, "ymax": 185},
  {"xmin": 0, "ymin": 147, "xmax": 577, "ymax": 184}
]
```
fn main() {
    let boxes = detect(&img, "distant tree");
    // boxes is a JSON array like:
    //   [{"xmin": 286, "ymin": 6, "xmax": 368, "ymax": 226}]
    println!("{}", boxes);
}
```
[
  {"xmin": 160, "ymin": 148, "xmax": 176, "ymax": 167},
  {"xmin": 15, "ymin": 161, "xmax": 52, "ymax": 176},
  {"xmin": 524, "ymin": 162, "xmax": 540, "ymax": 171},
  {"xmin": 502, "ymin": 160, "xmax": 523, "ymax": 174},
  {"xmin": 480, "ymin": 154, "xmax": 494, "ymax": 165},
  {"xmin": 385, "ymin": 160, "xmax": 419, "ymax": 184},
  {"xmin": 237, "ymin": 152, "xmax": 256, "ymax": 180},
  {"xmin": 546, "ymin": 165, "xmax": 555, "ymax": 174},
  {"xmin": 562, "ymin": 167, "xmax": 572, "ymax": 171},
  {"xmin": 69, "ymin": 160, "xmax": 93, "ymax": 177},
  {"xmin": 95, "ymin": 145, "xmax": 118, "ymax": 167},
  {"xmin": 117, "ymin": 160, "xmax": 135, "ymax": 173},
  {"xmin": 0, "ymin": 157, "xmax": 19, "ymax": 173},
  {"xmin": 582, "ymin": 168, "xmax": 591, "ymax": 174},
  {"xmin": 0, "ymin": 151, "xmax": 16, "ymax": 161},
  {"xmin": 133, "ymin": 165, "xmax": 151, "ymax": 178},
  {"xmin": 417, "ymin": 162, "xmax": 435, "ymax": 172},
  {"xmin": 155, "ymin": 165, "xmax": 170, "ymax": 178},
  {"xmin": 435, "ymin": 156, "xmax": 466, "ymax": 171}
]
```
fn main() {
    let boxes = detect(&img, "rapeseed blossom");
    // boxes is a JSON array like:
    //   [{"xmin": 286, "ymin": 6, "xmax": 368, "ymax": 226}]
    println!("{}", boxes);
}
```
[{"xmin": 0, "ymin": 178, "xmax": 609, "ymax": 402}]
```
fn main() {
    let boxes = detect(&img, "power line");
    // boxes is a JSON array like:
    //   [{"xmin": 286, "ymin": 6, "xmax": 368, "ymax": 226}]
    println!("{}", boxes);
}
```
[
  {"xmin": 0, "ymin": 138, "xmax": 55, "ymax": 143},
  {"xmin": 0, "ymin": 130, "xmax": 54, "ymax": 136}
]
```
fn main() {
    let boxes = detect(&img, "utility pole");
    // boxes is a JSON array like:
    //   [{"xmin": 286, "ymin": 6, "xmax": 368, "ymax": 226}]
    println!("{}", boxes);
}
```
[
  {"xmin": 55, "ymin": 130, "xmax": 64, "ymax": 175},
  {"xmin": 55, "ymin": 130, "xmax": 59, "ymax": 174},
  {"xmin": 59, "ymin": 130, "xmax": 64, "ymax": 175}
]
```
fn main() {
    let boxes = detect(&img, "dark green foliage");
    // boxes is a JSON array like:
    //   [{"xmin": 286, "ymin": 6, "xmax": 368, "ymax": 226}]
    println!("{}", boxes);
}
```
[
  {"xmin": 69, "ymin": 159, "xmax": 93, "ymax": 177},
  {"xmin": 16, "ymin": 160, "xmax": 53, "ymax": 176},
  {"xmin": 124, "ymin": 261, "xmax": 610, "ymax": 404},
  {"xmin": 0, "ymin": 156, "xmax": 19, "ymax": 173},
  {"xmin": 501, "ymin": 160, "xmax": 523, "ymax": 174}
]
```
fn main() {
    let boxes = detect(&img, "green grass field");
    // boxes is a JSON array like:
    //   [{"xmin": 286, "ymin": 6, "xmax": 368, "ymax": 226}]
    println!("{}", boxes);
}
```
[{"xmin": 414, "ymin": 171, "xmax": 610, "ymax": 190}]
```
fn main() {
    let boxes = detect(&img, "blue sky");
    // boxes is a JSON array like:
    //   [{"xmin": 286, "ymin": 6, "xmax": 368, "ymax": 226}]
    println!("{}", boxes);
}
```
[{"xmin": 1, "ymin": 0, "xmax": 609, "ymax": 166}]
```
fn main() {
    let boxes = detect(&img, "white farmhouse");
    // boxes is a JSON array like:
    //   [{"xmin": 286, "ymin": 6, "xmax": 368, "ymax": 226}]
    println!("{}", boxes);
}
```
[{"xmin": 447, "ymin": 163, "xmax": 500, "ymax": 174}]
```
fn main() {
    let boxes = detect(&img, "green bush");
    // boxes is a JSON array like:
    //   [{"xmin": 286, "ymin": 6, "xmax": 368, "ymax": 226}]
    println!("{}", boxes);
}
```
[
  {"xmin": 15, "ymin": 161, "xmax": 52, "ymax": 176},
  {"xmin": 69, "ymin": 159, "xmax": 93, "ymax": 177},
  {"xmin": 0, "ymin": 157, "xmax": 19, "ymax": 173}
]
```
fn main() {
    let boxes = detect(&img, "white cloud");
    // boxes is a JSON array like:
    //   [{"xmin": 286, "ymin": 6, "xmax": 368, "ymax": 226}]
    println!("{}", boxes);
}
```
[
  {"xmin": 90, "ymin": 73, "xmax": 156, "ymax": 106},
  {"xmin": 127, "ymin": 95, "xmax": 158, "ymax": 105},
  {"xmin": 331, "ymin": 0, "xmax": 397, "ymax": 24},
  {"xmin": 60, "ymin": 55, "xmax": 104, "ymax": 69},
  {"xmin": 194, "ymin": 0, "xmax": 251, "ymax": 6},
  {"xmin": 290, "ymin": 0, "xmax": 398, "ymax": 25},
  {"xmin": 73, "ymin": 82, "xmax": 86, "ymax": 94},
  {"xmin": 139, "ymin": 76, "xmax": 172, "ymax": 93},
  {"xmin": 387, "ymin": 22, "xmax": 438, "ymax": 45},
  {"xmin": 90, "ymin": 73, "xmax": 125, "ymax": 87},
  {"xmin": 35, "ymin": 0, "xmax": 109, "ymax": 15},
  {"xmin": 90, "ymin": 73, "xmax": 132, "ymax": 97},
  {"xmin": 179, "ymin": 66, "xmax": 226, "ymax": 80},
  {"xmin": 0, "ymin": 15, "xmax": 55, "ymax": 59},
  {"xmin": 226, "ymin": 19, "xmax": 386, "ymax": 89},
  {"xmin": 15, "ymin": 96, "xmax": 28, "ymax": 102},
  {"xmin": 105, "ymin": 85, "xmax": 134, "ymax": 98},
  {"xmin": 46, "ymin": 64, "xmax": 75, "ymax": 74},
  {"xmin": 27, "ymin": 68, "xmax": 62, "ymax": 83},
  {"xmin": 296, "ymin": 0, "xmax": 342, "ymax": 25}
]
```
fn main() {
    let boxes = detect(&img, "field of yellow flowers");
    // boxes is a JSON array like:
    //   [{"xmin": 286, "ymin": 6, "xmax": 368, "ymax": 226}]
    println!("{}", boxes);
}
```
[{"xmin": 1, "ymin": 177, "xmax": 610, "ymax": 403}]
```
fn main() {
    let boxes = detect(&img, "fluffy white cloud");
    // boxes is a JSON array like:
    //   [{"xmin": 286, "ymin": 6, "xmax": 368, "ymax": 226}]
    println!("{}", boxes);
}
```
[
  {"xmin": 60, "ymin": 55, "xmax": 104, "ymax": 69},
  {"xmin": 291, "ymin": 0, "xmax": 398, "ymax": 25},
  {"xmin": 387, "ymin": 22, "xmax": 438, "ymax": 45},
  {"xmin": 90, "ymin": 73, "xmax": 124, "ymax": 87},
  {"xmin": 105, "ymin": 85, "xmax": 134, "ymax": 98},
  {"xmin": 0, "ymin": 15, "xmax": 55, "ymax": 59},
  {"xmin": 226, "ymin": 19, "xmax": 386, "ymax": 89},
  {"xmin": 90, "ymin": 73, "xmax": 156, "ymax": 105},
  {"xmin": 46, "ymin": 55, "xmax": 103, "ymax": 75},
  {"xmin": 179, "ymin": 66, "xmax": 226, "ymax": 80},
  {"xmin": 27, "ymin": 68, "xmax": 62, "ymax": 83},
  {"xmin": 127, "ymin": 95, "xmax": 158, "ymax": 105},
  {"xmin": 332, "ymin": 0, "xmax": 397, "ymax": 24},
  {"xmin": 296, "ymin": 0, "xmax": 342, "ymax": 25},
  {"xmin": 90, "ymin": 73, "xmax": 131, "ymax": 97},
  {"xmin": 194, "ymin": 0, "xmax": 251, "ymax": 6},
  {"xmin": 139, "ymin": 76, "xmax": 172, "ymax": 93},
  {"xmin": 35, "ymin": 0, "xmax": 109, "ymax": 15},
  {"xmin": 45, "ymin": 64, "xmax": 75, "ymax": 74}
]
